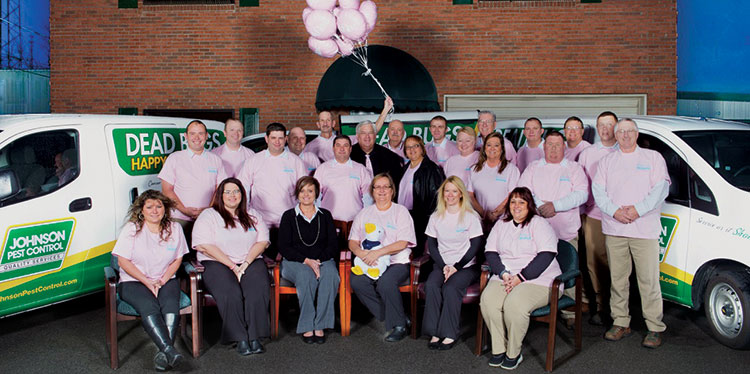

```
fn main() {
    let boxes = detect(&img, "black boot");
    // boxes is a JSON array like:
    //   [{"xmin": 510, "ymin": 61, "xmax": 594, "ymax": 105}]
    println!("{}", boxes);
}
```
[
  {"xmin": 163, "ymin": 313, "xmax": 179, "ymax": 346},
  {"xmin": 143, "ymin": 314, "xmax": 184, "ymax": 371}
]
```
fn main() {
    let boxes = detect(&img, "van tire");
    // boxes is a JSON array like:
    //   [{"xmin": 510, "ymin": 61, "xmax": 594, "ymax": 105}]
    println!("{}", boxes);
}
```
[{"xmin": 704, "ymin": 271, "xmax": 750, "ymax": 349}]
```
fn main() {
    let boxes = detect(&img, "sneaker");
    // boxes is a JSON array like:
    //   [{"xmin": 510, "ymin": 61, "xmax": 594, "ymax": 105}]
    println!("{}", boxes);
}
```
[
  {"xmin": 500, "ymin": 354, "xmax": 523, "ymax": 370},
  {"xmin": 604, "ymin": 325, "xmax": 632, "ymax": 341},
  {"xmin": 488, "ymin": 353, "xmax": 506, "ymax": 367},
  {"xmin": 642, "ymin": 331, "xmax": 663, "ymax": 349}
]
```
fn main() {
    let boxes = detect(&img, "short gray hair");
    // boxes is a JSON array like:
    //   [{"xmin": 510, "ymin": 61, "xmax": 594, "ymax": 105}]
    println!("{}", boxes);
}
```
[
  {"xmin": 614, "ymin": 118, "xmax": 639, "ymax": 133},
  {"xmin": 355, "ymin": 120, "xmax": 376, "ymax": 134},
  {"xmin": 478, "ymin": 110, "xmax": 496, "ymax": 122}
]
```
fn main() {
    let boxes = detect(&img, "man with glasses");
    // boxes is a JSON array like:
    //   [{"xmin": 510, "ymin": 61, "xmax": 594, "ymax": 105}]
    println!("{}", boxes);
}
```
[
  {"xmin": 475, "ymin": 110, "xmax": 517, "ymax": 164},
  {"xmin": 518, "ymin": 130, "xmax": 589, "ymax": 328},
  {"xmin": 577, "ymin": 111, "xmax": 619, "ymax": 326},
  {"xmin": 593, "ymin": 118, "xmax": 670, "ymax": 349},
  {"xmin": 563, "ymin": 116, "xmax": 591, "ymax": 162}
]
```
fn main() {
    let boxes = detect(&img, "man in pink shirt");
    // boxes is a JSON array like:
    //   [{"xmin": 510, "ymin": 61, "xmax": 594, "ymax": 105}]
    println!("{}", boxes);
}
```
[
  {"xmin": 237, "ymin": 123, "xmax": 307, "ymax": 255},
  {"xmin": 159, "ymin": 120, "xmax": 227, "ymax": 240},
  {"xmin": 563, "ymin": 116, "xmax": 591, "ymax": 162},
  {"xmin": 212, "ymin": 118, "xmax": 255, "ymax": 177},
  {"xmin": 288, "ymin": 126, "xmax": 321, "ymax": 175},
  {"xmin": 383, "ymin": 119, "xmax": 406, "ymax": 160},
  {"xmin": 314, "ymin": 135, "xmax": 373, "ymax": 221},
  {"xmin": 425, "ymin": 115, "xmax": 459, "ymax": 168},
  {"xmin": 577, "ymin": 111, "xmax": 618, "ymax": 326},
  {"xmin": 518, "ymin": 130, "xmax": 588, "ymax": 326},
  {"xmin": 593, "ymin": 118, "xmax": 670, "ymax": 349},
  {"xmin": 515, "ymin": 117, "xmax": 545, "ymax": 173},
  {"xmin": 475, "ymin": 111, "xmax": 517, "ymax": 164}
]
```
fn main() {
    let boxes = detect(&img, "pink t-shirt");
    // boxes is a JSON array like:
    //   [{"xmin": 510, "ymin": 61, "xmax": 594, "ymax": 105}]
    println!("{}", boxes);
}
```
[
  {"xmin": 594, "ymin": 147, "xmax": 670, "ymax": 239},
  {"xmin": 212, "ymin": 144, "xmax": 255, "ymax": 178},
  {"xmin": 444, "ymin": 151, "xmax": 479, "ymax": 185},
  {"xmin": 349, "ymin": 203, "xmax": 416, "ymax": 265},
  {"xmin": 425, "ymin": 210, "xmax": 483, "ymax": 268},
  {"xmin": 306, "ymin": 134, "xmax": 357, "ymax": 162},
  {"xmin": 398, "ymin": 165, "xmax": 418, "ymax": 210},
  {"xmin": 516, "ymin": 141, "xmax": 545, "ymax": 173},
  {"xmin": 314, "ymin": 159, "xmax": 373, "ymax": 221},
  {"xmin": 298, "ymin": 151, "xmax": 321, "ymax": 175},
  {"xmin": 518, "ymin": 159, "xmax": 588, "ymax": 241},
  {"xmin": 426, "ymin": 139, "xmax": 459, "ymax": 168},
  {"xmin": 158, "ymin": 149, "xmax": 228, "ymax": 221},
  {"xmin": 467, "ymin": 162, "xmax": 520, "ymax": 214},
  {"xmin": 112, "ymin": 221, "xmax": 189, "ymax": 283},
  {"xmin": 577, "ymin": 143, "xmax": 618, "ymax": 220},
  {"xmin": 564, "ymin": 140, "xmax": 592, "ymax": 162},
  {"xmin": 476, "ymin": 136, "xmax": 517, "ymax": 165},
  {"xmin": 485, "ymin": 216, "xmax": 561, "ymax": 289},
  {"xmin": 192, "ymin": 208, "xmax": 269, "ymax": 263},
  {"xmin": 236, "ymin": 149, "xmax": 307, "ymax": 228}
]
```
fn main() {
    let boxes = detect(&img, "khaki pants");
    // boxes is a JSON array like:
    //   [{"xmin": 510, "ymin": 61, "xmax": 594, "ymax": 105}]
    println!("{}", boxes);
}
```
[
  {"xmin": 605, "ymin": 235, "xmax": 666, "ymax": 332},
  {"xmin": 582, "ymin": 215, "xmax": 610, "ymax": 308},
  {"xmin": 561, "ymin": 237, "xmax": 583, "ymax": 318},
  {"xmin": 480, "ymin": 280, "xmax": 550, "ymax": 358}
]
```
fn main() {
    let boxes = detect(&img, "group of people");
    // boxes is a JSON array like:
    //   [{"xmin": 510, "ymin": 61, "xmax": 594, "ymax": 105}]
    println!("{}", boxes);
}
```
[{"xmin": 112, "ymin": 105, "xmax": 670, "ymax": 371}]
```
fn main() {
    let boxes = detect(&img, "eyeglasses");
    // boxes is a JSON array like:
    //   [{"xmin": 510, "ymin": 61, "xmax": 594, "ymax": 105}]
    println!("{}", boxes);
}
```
[
  {"xmin": 405, "ymin": 144, "xmax": 421, "ymax": 150},
  {"xmin": 373, "ymin": 185, "xmax": 392, "ymax": 190},
  {"xmin": 616, "ymin": 129, "xmax": 637, "ymax": 135},
  {"xmin": 223, "ymin": 189, "xmax": 241, "ymax": 195}
]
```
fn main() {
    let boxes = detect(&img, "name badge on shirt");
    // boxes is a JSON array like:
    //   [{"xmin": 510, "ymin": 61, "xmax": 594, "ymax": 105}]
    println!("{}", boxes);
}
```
[
  {"xmin": 439, "ymin": 158, "xmax": 447, "ymax": 163},
  {"xmin": 283, "ymin": 167, "xmax": 294, "ymax": 173},
  {"xmin": 166, "ymin": 245, "xmax": 177, "ymax": 251},
  {"xmin": 349, "ymin": 175, "xmax": 361, "ymax": 180},
  {"xmin": 455, "ymin": 226, "xmax": 468, "ymax": 233},
  {"xmin": 386, "ymin": 223, "xmax": 398, "ymax": 230},
  {"xmin": 495, "ymin": 176, "xmax": 507, "ymax": 182},
  {"xmin": 559, "ymin": 176, "xmax": 570, "ymax": 182},
  {"xmin": 519, "ymin": 233, "xmax": 532, "ymax": 241},
  {"xmin": 636, "ymin": 163, "xmax": 651, "ymax": 171},
  {"xmin": 465, "ymin": 167, "xmax": 472, "ymax": 171},
  {"xmin": 207, "ymin": 168, "xmax": 218, "ymax": 174}
]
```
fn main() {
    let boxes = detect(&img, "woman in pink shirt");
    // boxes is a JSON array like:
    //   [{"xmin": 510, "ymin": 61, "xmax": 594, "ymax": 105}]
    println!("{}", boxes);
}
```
[
  {"xmin": 349, "ymin": 173, "xmax": 417, "ymax": 342},
  {"xmin": 192, "ymin": 178, "xmax": 271, "ymax": 356},
  {"xmin": 444, "ymin": 126, "xmax": 480, "ymax": 184},
  {"xmin": 479, "ymin": 187, "xmax": 561, "ymax": 370},
  {"xmin": 112, "ymin": 190, "xmax": 189, "ymax": 371},
  {"xmin": 423, "ymin": 176, "xmax": 483, "ymax": 350},
  {"xmin": 468, "ymin": 132, "xmax": 520, "ymax": 231}
]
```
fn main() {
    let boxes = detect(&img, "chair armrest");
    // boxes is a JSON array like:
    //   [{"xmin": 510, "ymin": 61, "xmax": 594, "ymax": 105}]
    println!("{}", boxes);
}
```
[
  {"xmin": 480, "ymin": 263, "xmax": 491, "ymax": 272},
  {"xmin": 555, "ymin": 269, "xmax": 581, "ymax": 284},
  {"xmin": 104, "ymin": 266, "xmax": 117, "ymax": 283},
  {"xmin": 339, "ymin": 250, "xmax": 351, "ymax": 262},
  {"xmin": 264, "ymin": 255, "xmax": 277, "ymax": 268},
  {"xmin": 410, "ymin": 254, "xmax": 431, "ymax": 268},
  {"xmin": 188, "ymin": 258, "xmax": 205, "ymax": 273},
  {"xmin": 182, "ymin": 261, "xmax": 196, "ymax": 274}
]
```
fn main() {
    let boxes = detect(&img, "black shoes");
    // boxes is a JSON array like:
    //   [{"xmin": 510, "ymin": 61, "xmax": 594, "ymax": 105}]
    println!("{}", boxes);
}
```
[
  {"xmin": 302, "ymin": 335, "xmax": 316, "ymax": 344},
  {"xmin": 385, "ymin": 326, "xmax": 408, "ymax": 342},
  {"xmin": 488, "ymin": 353, "xmax": 506, "ymax": 367},
  {"xmin": 236, "ymin": 340, "xmax": 252, "ymax": 356},
  {"xmin": 314, "ymin": 334, "xmax": 326, "ymax": 344},
  {"xmin": 249, "ymin": 339, "xmax": 265, "ymax": 354},
  {"xmin": 142, "ymin": 314, "xmax": 183, "ymax": 371},
  {"xmin": 438, "ymin": 339, "xmax": 457, "ymax": 350},
  {"xmin": 428, "ymin": 339, "xmax": 440, "ymax": 350}
]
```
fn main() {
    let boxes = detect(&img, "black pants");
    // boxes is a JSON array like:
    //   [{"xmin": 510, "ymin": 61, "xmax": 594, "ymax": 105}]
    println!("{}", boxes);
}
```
[
  {"xmin": 350, "ymin": 263, "xmax": 409, "ymax": 331},
  {"xmin": 422, "ymin": 264, "xmax": 479, "ymax": 339},
  {"xmin": 119, "ymin": 278, "xmax": 180, "ymax": 317},
  {"xmin": 202, "ymin": 259, "xmax": 270, "ymax": 343}
]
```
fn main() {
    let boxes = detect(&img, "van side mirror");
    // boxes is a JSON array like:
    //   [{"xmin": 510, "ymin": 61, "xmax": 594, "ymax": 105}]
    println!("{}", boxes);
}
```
[{"xmin": 0, "ymin": 168, "xmax": 20, "ymax": 200}]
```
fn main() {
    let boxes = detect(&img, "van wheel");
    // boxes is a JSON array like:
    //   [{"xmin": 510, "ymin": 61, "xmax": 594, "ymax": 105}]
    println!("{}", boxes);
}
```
[{"xmin": 704, "ymin": 272, "xmax": 750, "ymax": 349}]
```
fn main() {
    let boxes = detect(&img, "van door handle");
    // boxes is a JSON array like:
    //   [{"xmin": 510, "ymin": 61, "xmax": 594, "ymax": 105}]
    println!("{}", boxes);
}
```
[{"xmin": 69, "ymin": 197, "xmax": 92, "ymax": 212}]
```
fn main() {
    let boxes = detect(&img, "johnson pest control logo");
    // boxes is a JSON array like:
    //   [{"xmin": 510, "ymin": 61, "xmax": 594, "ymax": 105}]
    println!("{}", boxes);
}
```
[
  {"xmin": 659, "ymin": 214, "xmax": 679, "ymax": 263},
  {"xmin": 0, "ymin": 219, "xmax": 76, "ymax": 282}
]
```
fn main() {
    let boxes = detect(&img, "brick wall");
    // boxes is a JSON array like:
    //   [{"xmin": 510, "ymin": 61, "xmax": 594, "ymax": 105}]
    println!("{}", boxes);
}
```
[{"xmin": 50, "ymin": 0, "xmax": 677, "ymax": 129}]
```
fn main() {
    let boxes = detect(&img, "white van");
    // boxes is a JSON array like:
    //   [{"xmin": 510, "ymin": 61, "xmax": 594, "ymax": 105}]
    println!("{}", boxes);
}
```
[
  {"xmin": 344, "ymin": 112, "xmax": 750, "ymax": 349},
  {"xmin": 0, "ymin": 114, "xmax": 225, "ymax": 317}
]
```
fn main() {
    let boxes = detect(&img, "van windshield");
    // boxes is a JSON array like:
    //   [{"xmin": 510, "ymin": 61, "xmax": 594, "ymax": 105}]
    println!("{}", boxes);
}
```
[{"xmin": 676, "ymin": 130, "xmax": 750, "ymax": 191}]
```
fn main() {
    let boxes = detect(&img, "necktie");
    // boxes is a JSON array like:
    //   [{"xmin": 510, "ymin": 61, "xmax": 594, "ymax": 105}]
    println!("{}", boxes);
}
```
[{"xmin": 365, "ymin": 154, "xmax": 373, "ymax": 174}]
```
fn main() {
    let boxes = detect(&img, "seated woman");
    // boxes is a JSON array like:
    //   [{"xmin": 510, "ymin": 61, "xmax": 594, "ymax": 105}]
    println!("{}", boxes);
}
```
[
  {"xmin": 468, "ymin": 132, "xmax": 520, "ymax": 231},
  {"xmin": 192, "ymin": 177, "xmax": 270, "ymax": 356},
  {"xmin": 112, "ymin": 189, "xmax": 189, "ymax": 371},
  {"xmin": 278, "ymin": 176, "xmax": 340, "ymax": 344},
  {"xmin": 423, "ymin": 176, "xmax": 483, "ymax": 350},
  {"xmin": 479, "ymin": 187, "xmax": 562, "ymax": 370},
  {"xmin": 398, "ymin": 135, "xmax": 445, "ymax": 256},
  {"xmin": 349, "ymin": 173, "xmax": 417, "ymax": 342}
]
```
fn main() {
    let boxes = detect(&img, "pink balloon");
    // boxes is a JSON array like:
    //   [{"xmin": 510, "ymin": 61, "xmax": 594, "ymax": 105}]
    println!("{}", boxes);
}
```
[
  {"xmin": 305, "ymin": 10, "xmax": 337, "ymax": 40},
  {"xmin": 336, "ymin": 8, "xmax": 367, "ymax": 41},
  {"xmin": 359, "ymin": 1, "xmax": 377, "ymax": 32},
  {"xmin": 308, "ymin": 36, "xmax": 339, "ymax": 58},
  {"xmin": 302, "ymin": 7, "xmax": 313, "ymax": 22},
  {"xmin": 335, "ymin": 37, "xmax": 355, "ymax": 57},
  {"xmin": 339, "ymin": 0, "xmax": 360, "ymax": 9},
  {"xmin": 306, "ymin": 0, "xmax": 337, "ymax": 11}
]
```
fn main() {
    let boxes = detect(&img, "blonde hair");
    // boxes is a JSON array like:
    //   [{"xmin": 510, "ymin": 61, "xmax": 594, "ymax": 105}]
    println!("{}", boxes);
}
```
[
  {"xmin": 434, "ymin": 176, "xmax": 478, "ymax": 224},
  {"xmin": 456, "ymin": 126, "xmax": 477, "ymax": 140}
]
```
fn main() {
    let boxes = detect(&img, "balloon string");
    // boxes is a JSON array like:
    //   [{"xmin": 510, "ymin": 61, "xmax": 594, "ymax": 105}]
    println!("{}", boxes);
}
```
[{"xmin": 345, "ymin": 42, "xmax": 391, "ymax": 113}]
